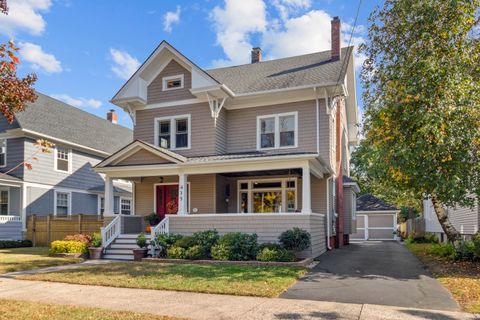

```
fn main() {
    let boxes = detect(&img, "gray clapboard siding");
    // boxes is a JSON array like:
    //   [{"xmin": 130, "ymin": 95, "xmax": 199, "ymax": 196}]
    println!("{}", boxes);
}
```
[
  {"xmin": 0, "ymin": 116, "xmax": 20, "ymax": 133},
  {"xmin": 147, "ymin": 60, "xmax": 195, "ymax": 104},
  {"xmin": 0, "ymin": 137, "xmax": 25, "ymax": 179},
  {"xmin": 0, "ymin": 220, "xmax": 22, "ymax": 240},
  {"xmin": 448, "ymin": 199, "xmax": 479, "ymax": 234},
  {"xmin": 169, "ymin": 213, "xmax": 326, "ymax": 258},
  {"xmin": 9, "ymin": 187, "xmax": 21, "ymax": 216},
  {"xmin": 71, "ymin": 192, "xmax": 98, "ymax": 215},
  {"xmin": 22, "ymin": 138, "xmax": 105, "ymax": 190},
  {"xmin": 26, "ymin": 187, "xmax": 55, "ymax": 215}
]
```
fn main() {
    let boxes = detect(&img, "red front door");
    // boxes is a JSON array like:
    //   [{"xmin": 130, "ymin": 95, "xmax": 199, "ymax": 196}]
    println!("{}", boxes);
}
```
[{"xmin": 156, "ymin": 185, "xmax": 179, "ymax": 220}]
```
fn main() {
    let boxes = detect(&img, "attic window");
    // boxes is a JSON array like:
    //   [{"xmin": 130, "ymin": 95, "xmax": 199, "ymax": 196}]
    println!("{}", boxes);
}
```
[{"xmin": 162, "ymin": 74, "xmax": 184, "ymax": 91}]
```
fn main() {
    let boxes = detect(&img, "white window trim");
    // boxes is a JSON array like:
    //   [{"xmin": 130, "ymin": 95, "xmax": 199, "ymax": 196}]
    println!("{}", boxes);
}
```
[
  {"xmin": 97, "ymin": 195, "xmax": 104, "ymax": 216},
  {"xmin": 154, "ymin": 114, "xmax": 191, "ymax": 150},
  {"xmin": 256, "ymin": 111, "xmax": 298, "ymax": 150},
  {"xmin": 54, "ymin": 146, "xmax": 72, "ymax": 173},
  {"xmin": 237, "ymin": 177, "xmax": 298, "ymax": 213},
  {"xmin": 120, "ymin": 197, "xmax": 132, "ymax": 215},
  {"xmin": 162, "ymin": 74, "xmax": 184, "ymax": 91},
  {"xmin": 54, "ymin": 190, "xmax": 72, "ymax": 216},
  {"xmin": 352, "ymin": 192, "xmax": 357, "ymax": 220},
  {"xmin": 0, "ymin": 186, "xmax": 10, "ymax": 215},
  {"xmin": 0, "ymin": 138, "xmax": 7, "ymax": 168}
]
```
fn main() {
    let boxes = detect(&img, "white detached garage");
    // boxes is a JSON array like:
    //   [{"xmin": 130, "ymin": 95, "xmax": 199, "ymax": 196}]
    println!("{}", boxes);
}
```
[{"xmin": 351, "ymin": 194, "xmax": 399, "ymax": 241}]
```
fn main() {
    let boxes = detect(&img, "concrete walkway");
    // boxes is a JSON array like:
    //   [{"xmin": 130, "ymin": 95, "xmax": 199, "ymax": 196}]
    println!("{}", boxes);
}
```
[
  {"xmin": 282, "ymin": 241, "xmax": 459, "ymax": 311},
  {"xmin": 0, "ymin": 278, "xmax": 476, "ymax": 320}
]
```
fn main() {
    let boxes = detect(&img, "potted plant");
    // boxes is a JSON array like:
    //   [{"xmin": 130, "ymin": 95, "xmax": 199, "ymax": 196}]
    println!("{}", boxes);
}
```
[
  {"xmin": 133, "ymin": 233, "xmax": 148, "ymax": 261},
  {"xmin": 144, "ymin": 212, "xmax": 160, "ymax": 226},
  {"xmin": 88, "ymin": 232, "xmax": 103, "ymax": 259}
]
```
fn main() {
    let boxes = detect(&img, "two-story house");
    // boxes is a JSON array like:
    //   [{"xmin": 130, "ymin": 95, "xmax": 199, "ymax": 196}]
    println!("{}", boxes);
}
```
[
  {"xmin": 0, "ymin": 93, "xmax": 133, "ymax": 240},
  {"xmin": 95, "ymin": 17, "xmax": 360, "ymax": 259}
]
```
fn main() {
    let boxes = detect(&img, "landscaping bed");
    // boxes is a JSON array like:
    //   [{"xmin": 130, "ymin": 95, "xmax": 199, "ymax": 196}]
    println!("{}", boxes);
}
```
[
  {"xmin": 18, "ymin": 261, "xmax": 306, "ymax": 297},
  {"xmin": 405, "ymin": 242, "xmax": 480, "ymax": 313},
  {"xmin": 0, "ymin": 247, "xmax": 82, "ymax": 274},
  {"xmin": 0, "ymin": 299, "xmax": 181, "ymax": 320},
  {"xmin": 143, "ymin": 256, "xmax": 314, "ymax": 268}
]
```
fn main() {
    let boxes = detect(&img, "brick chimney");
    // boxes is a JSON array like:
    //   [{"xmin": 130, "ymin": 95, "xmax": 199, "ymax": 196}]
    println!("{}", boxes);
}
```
[
  {"xmin": 107, "ymin": 109, "xmax": 118, "ymax": 124},
  {"xmin": 331, "ymin": 16, "xmax": 341, "ymax": 61},
  {"xmin": 251, "ymin": 47, "xmax": 262, "ymax": 63}
]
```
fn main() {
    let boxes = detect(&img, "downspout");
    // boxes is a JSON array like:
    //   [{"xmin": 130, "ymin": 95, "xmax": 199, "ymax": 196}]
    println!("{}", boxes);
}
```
[{"xmin": 315, "ymin": 87, "xmax": 332, "ymax": 250}]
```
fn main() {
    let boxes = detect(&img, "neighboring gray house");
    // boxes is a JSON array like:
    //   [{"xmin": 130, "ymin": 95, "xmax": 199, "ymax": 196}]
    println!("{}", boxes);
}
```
[
  {"xmin": 0, "ymin": 93, "xmax": 132, "ymax": 240},
  {"xmin": 424, "ymin": 198, "xmax": 479, "ymax": 242}
]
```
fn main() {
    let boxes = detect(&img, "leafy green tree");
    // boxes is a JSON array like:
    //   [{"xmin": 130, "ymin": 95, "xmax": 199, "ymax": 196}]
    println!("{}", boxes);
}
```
[{"xmin": 356, "ymin": 0, "xmax": 480, "ymax": 242}]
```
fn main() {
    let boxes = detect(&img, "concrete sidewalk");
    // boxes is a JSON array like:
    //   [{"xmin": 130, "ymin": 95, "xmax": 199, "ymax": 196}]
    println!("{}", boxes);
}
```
[{"xmin": 0, "ymin": 278, "xmax": 476, "ymax": 320}]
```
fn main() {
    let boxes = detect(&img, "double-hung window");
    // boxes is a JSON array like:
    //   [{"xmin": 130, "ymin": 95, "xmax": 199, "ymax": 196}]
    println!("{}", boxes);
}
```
[
  {"xmin": 55, "ymin": 146, "xmax": 71, "ymax": 173},
  {"xmin": 55, "ymin": 191, "xmax": 70, "ymax": 216},
  {"xmin": 257, "ymin": 112, "xmax": 297, "ymax": 150},
  {"xmin": 155, "ymin": 115, "xmax": 191, "ymax": 150},
  {"xmin": 120, "ymin": 198, "xmax": 132, "ymax": 215},
  {"xmin": 0, "ymin": 139, "xmax": 6, "ymax": 167},
  {"xmin": 0, "ymin": 187, "xmax": 8, "ymax": 215}
]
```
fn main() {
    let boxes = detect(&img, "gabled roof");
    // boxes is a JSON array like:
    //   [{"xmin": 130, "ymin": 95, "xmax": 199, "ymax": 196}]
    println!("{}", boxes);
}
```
[
  {"xmin": 206, "ymin": 47, "xmax": 353, "ymax": 95},
  {"xmin": 10, "ymin": 93, "xmax": 132, "ymax": 155},
  {"xmin": 357, "ymin": 194, "xmax": 398, "ymax": 212}
]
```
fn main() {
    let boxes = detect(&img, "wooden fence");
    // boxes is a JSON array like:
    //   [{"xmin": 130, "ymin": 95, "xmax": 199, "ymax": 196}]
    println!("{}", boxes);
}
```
[
  {"xmin": 398, "ymin": 217, "xmax": 425, "ymax": 238},
  {"xmin": 26, "ymin": 214, "xmax": 104, "ymax": 247}
]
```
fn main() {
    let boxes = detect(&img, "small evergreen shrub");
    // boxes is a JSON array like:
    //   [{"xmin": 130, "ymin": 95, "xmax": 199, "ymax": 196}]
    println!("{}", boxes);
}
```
[
  {"xmin": 455, "ymin": 240, "xmax": 476, "ymax": 261},
  {"xmin": 136, "ymin": 233, "xmax": 148, "ymax": 249},
  {"xmin": 192, "ymin": 229, "xmax": 219, "ymax": 251},
  {"xmin": 211, "ymin": 232, "xmax": 258, "ymax": 261},
  {"xmin": 50, "ymin": 240, "xmax": 88, "ymax": 254},
  {"xmin": 429, "ymin": 242, "xmax": 455, "ymax": 259},
  {"xmin": 256, "ymin": 247, "xmax": 296, "ymax": 262},
  {"xmin": 258, "ymin": 242, "xmax": 283, "ymax": 251},
  {"xmin": 185, "ymin": 245, "xmax": 207, "ymax": 260},
  {"xmin": 279, "ymin": 228, "xmax": 311, "ymax": 252},
  {"xmin": 155, "ymin": 234, "xmax": 182, "ymax": 250},
  {"xmin": 63, "ymin": 234, "xmax": 91, "ymax": 243},
  {"xmin": 167, "ymin": 246, "xmax": 186, "ymax": 259},
  {"xmin": 90, "ymin": 233, "xmax": 102, "ymax": 248},
  {"xmin": 0, "ymin": 240, "xmax": 32, "ymax": 248},
  {"xmin": 174, "ymin": 236, "xmax": 197, "ymax": 249}
]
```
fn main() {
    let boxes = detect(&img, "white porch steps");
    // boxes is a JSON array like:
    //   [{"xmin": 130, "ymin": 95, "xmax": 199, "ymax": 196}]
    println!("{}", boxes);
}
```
[{"xmin": 103, "ymin": 234, "xmax": 151, "ymax": 261}]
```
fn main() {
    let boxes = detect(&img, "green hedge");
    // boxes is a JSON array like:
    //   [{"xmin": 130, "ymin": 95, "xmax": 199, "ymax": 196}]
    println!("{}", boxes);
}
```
[
  {"xmin": 0, "ymin": 240, "xmax": 32, "ymax": 249},
  {"xmin": 256, "ymin": 247, "xmax": 296, "ymax": 262},
  {"xmin": 211, "ymin": 232, "xmax": 258, "ymax": 261},
  {"xmin": 50, "ymin": 240, "xmax": 88, "ymax": 254}
]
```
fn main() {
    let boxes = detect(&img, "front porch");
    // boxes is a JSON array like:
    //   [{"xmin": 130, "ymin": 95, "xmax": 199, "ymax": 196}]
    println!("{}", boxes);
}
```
[
  {"xmin": 94, "ymin": 141, "xmax": 332, "ymax": 259},
  {"xmin": 0, "ymin": 175, "xmax": 25, "ymax": 240}
]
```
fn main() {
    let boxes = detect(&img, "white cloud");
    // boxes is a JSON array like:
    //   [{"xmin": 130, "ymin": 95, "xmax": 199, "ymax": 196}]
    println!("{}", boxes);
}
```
[
  {"xmin": 210, "ymin": 0, "xmax": 267, "ymax": 67},
  {"xmin": 18, "ymin": 42, "xmax": 62, "ymax": 73},
  {"xmin": 51, "ymin": 94, "xmax": 102, "ymax": 109},
  {"xmin": 210, "ymin": 1, "xmax": 366, "ymax": 70},
  {"xmin": 163, "ymin": 5, "xmax": 181, "ymax": 33},
  {"xmin": 109, "ymin": 48, "xmax": 140, "ymax": 80},
  {"xmin": 0, "ymin": 0, "xmax": 52, "ymax": 36}
]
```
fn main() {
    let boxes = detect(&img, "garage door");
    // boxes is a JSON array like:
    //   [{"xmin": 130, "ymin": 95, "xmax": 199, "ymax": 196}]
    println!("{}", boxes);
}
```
[{"xmin": 351, "ymin": 214, "xmax": 396, "ymax": 241}]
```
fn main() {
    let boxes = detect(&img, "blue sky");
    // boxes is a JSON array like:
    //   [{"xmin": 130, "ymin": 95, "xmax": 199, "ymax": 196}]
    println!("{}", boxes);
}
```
[{"xmin": 0, "ymin": 0, "xmax": 382, "ymax": 128}]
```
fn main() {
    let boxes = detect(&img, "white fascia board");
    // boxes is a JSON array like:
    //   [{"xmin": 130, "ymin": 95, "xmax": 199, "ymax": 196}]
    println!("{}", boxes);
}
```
[
  {"xmin": 357, "ymin": 210, "xmax": 400, "ymax": 214},
  {"xmin": 343, "ymin": 182, "xmax": 361, "ymax": 193}
]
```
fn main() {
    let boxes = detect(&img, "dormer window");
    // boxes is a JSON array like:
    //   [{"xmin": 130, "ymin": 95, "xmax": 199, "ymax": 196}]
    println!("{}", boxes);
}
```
[{"xmin": 162, "ymin": 74, "xmax": 184, "ymax": 91}]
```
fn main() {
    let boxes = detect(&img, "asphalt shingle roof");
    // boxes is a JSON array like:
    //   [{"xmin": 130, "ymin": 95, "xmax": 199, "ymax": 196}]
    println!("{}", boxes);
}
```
[
  {"xmin": 357, "ymin": 194, "xmax": 398, "ymax": 212},
  {"xmin": 206, "ymin": 47, "xmax": 353, "ymax": 94},
  {"xmin": 14, "ymin": 93, "xmax": 132, "ymax": 154}
]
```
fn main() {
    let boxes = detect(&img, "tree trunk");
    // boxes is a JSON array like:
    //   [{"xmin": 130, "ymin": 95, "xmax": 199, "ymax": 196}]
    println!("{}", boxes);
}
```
[{"xmin": 430, "ymin": 194, "xmax": 461, "ymax": 243}]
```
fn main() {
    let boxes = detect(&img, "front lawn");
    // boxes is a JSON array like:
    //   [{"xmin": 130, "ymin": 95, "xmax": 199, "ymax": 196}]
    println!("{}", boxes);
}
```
[
  {"xmin": 0, "ymin": 247, "xmax": 83, "ymax": 274},
  {"xmin": 0, "ymin": 299, "xmax": 180, "ymax": 320},
  {"xmin": 18, "ymin": 262, "xmax": 305, "ymax": 297},
  {"xmin": 406, "ymin": 242, "xmax": 480, "ymax": 313}
]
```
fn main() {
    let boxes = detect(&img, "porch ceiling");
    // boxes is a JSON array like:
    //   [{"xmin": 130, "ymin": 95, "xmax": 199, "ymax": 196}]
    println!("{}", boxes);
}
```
[{"xmin": 219, "ymin": 168, "xmax": 302, "ymax": 177}]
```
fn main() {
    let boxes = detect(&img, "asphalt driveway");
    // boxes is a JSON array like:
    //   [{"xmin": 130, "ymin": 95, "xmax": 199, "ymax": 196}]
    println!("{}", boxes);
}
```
[{"xmin": 281, "ymin": 241, "xmax": 460, "ymax": 311}]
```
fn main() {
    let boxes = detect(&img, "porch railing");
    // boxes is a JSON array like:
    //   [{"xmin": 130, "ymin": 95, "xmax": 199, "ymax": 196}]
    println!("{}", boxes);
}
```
[
  {"xmin": 101, "ymin": 215, "xmax": 121, "ymax": 252},
  {"xmin": 0, "ymin": 215, "xmax": 21, "ymax": 223},
  {"xmin": 150, "ymin": 216, "xmax": 170, "ymax": 257}
]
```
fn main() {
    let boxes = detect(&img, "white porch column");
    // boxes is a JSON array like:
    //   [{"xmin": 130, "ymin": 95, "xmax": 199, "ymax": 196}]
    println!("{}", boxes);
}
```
[
  {"xmin": 21, "ymin": 184, "xmax": 27, "ymax": 231},
  {"xmin": 178, "ymin": 173, "xmax": 188, "ymax": 215},
  {"xmin": 104, "ymin": 176, "xmax": 114, "ymax": 216},
  {"xmin": 301, "ymin": 164, "xmax": 312, "ymax": 214}
]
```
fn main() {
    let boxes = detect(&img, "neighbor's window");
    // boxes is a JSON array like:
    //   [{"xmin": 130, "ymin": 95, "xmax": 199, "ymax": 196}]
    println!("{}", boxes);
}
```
[
  {"xmin": 55, "ymin": 147, "xmax": 71, "ymax": 172},
  {"xmin": 162, "ymin": 75, "xmax": 184, "ymax": 91},
  {"xmin": 258, "ymin": 112, "xmax": 297, "ymax": 150},
  {"xmin": 55, "ymin": 191, "xmax": 70, "ymax": 216},
  {"xmin": 99, "ymin": 196, "xmax": 104, "ymax": 215},
  {"xmin": 0, "ymin": 139, "xmax": 6, "ymax": 167},
  {"xmin": 121, "ymin": 198, "xmax": 132, "ymax": 215},
  {"xmin": 155, "ymin": 115, "xmax": 190, "ymax": 150},
  {"xmin": 0, "ymin": 187, "xmax": 8, "ymax": 215}
]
